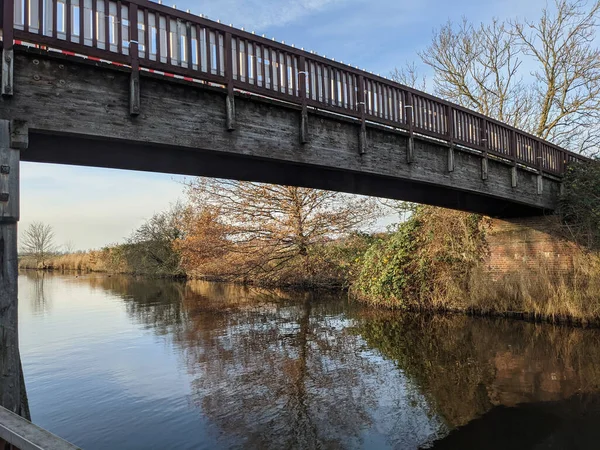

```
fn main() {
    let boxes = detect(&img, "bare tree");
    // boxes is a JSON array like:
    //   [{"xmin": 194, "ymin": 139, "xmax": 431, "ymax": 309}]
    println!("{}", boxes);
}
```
[
  {"xmin": 390, "ymin": 61, "xmax": 427, "ymax": 91},
  {"xmin": 62, "ymin": 240, "xmax": 75, "ymax": 255},
  {"xmin": 395, "ymin": 0, "xmax": 600, "ymax": 156},
  {"xmin": 512, "ymin": 0, "xmax": 600, "ymax": 154},
  {"xmin": 420, "ymin": 17, "xmax": 530, "ymax": 127},
  {"xmin": 21, "ymin": 222, "xmax": 56, "ymax": 268}
]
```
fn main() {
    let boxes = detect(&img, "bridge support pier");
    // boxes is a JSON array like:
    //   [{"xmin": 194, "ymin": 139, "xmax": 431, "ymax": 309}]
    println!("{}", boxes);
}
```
[{"xmin": 0, "ymin": 120, "xmax": 29, "ymax": 419}]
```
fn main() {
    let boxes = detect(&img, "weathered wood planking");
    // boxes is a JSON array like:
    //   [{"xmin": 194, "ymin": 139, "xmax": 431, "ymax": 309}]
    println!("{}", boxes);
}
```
[
  {"xmin": 0, "ymin": 405, "xmax": 81, "ymax": 449},
  {"xmin": 0, "ymin": 52, "xmax": 560, "ymax": 216}
]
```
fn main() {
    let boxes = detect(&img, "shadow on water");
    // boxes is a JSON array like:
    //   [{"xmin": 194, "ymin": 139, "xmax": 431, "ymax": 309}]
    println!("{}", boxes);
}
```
[
  {"xmin": 356, "ymin": 310, "xmax": 600, "ymax": 448},
  {"xmin": 426, "ymin": 393, "xmax": 600, "ymax": 449},
  {"xmin": 30, "ymin": 273, "xmax": 600, "ymax": 449}
]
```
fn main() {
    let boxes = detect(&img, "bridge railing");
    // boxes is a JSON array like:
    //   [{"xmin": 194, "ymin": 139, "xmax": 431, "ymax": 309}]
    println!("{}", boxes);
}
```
[
  {"xmin": 1, "ymin": 0, "xmax": 592, "ymax": 175},
  {"xmin": 0, "ymin": 405, "xmax": 80, "ymax": 449}
]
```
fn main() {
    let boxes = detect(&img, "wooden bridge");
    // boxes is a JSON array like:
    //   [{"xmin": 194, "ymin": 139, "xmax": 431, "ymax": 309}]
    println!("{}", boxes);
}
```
[
  {"xmin": 0, "ymin": 0, "xmax": 595, "ymax": 445},
  {"xmin": 0, "ymin": 0, "xmax": 592, "ymax": 217}
]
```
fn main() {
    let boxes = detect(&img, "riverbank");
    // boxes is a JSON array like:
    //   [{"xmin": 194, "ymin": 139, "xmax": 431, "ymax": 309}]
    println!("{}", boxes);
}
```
[
  {"xmin": 352, "ymin": 204, "xmax": 600, "ymax": 327},
  {"xmin": 20, "ymin": 229, "xmax": 600, "ymax": 326}
]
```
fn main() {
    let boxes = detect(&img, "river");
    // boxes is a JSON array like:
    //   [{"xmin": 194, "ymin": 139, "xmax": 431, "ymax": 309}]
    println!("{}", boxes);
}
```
[{"xmin": 18, "ymin": 272, "xmax": 600, "ymax": 449}]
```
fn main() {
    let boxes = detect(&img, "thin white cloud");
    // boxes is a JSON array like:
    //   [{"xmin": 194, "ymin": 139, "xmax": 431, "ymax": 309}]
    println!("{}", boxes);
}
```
[{"xmin": 179, "ymin": 0, "xmax": 353, "ymax": 30}]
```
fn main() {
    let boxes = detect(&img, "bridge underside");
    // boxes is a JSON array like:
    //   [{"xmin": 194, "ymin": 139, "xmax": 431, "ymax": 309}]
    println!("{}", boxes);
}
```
[{"xmin": 2, "ymin": 50, "xmax": 561, "ymax": 217}]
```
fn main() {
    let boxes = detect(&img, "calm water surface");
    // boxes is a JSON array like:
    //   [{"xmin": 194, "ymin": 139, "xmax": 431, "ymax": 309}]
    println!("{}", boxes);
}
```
[{"xmin": 18, "ymin": 273, "xmax": 600, "ymax": 449}]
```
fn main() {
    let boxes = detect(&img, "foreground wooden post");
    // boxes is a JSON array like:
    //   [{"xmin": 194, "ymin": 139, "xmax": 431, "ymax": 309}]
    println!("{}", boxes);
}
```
[{"xmin": 0, "ymin": 120, "xmax": 28, "ymax": 419}]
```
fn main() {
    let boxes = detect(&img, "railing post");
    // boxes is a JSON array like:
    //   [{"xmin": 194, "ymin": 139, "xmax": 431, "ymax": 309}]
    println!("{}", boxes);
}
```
[
  {"xmin": 299, "ymin": 56, "xmax": 308, "ymax": 144},
  {"xmin": 2, "ymin": 0, "xmax": 15, "ymax": 96},
  {"xmin": 447, "ymin": 105, "xmax": 455, "ymax": 172},
  {"xmin": 129, "ymin": 3, "xmax": 140, "ymax": 115},
  {"xmin": 480, "ymin": 117, "xmax": 488, "ymax": 180},
  {"xmin": 357, "ymin": 75, "xmax": 367, "ymax": 155},
  {"xmin": 406, "ymin": 92, "xmax": 414, "ymax": 163},
  {"xmin": 510, "ymin": 129, "xmax": 517, "ymax": 188},
  {"xmin": 225, "ymin": 32, "xmax": 235, "ymax": 131},
  {"xmin": 535, "ymin": 140, "xmax": 543, "ymax": 195}
]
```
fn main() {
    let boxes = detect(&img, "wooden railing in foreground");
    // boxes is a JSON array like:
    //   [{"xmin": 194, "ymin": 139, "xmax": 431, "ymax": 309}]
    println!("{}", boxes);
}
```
[
  {"xmin": 0, "ymin": 0, "xmax": 592, "ymax": 175},
  {"xmin": 0, "ymin": 406, "xmax": 80, "ymax": 449}
]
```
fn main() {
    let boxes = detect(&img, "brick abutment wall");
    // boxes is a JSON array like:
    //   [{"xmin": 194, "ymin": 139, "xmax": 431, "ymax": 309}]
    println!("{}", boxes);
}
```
[{"xmin": 486, "ymin": 216, "xmax": 578, "ymax": 274}]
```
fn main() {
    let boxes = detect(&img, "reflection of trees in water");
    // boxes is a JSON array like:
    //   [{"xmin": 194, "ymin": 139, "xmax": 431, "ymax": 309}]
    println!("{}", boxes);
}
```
[
  {"xmin": 75, "ymin": 274, "xmax": 188, "ymax": 337},
  {"xmin": 175, "ymin": 282, "xmax": 379, "ymax": 449},
  {"xmin": 356, "ymin": 311, "xmax": 600, "ymax": 431},
  {"xmin": 22, "ymin": 271, "xmax": 50, "ymax": 314},
  {"xmin": 74, "ymin": 276, "xmax": 442, "ymax": 448}
]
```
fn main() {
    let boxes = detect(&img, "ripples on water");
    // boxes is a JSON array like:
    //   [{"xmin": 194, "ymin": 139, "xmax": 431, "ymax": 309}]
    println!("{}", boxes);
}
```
[{"xmin": 18, "ymin": 272, "xmax": 600, "ymax": 449}]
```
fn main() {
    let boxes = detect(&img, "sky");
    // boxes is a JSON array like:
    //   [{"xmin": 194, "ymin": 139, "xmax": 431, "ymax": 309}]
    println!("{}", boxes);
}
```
[{"xmin": 21, "ymin": 0, "xmax": 553, "ymax": 251}]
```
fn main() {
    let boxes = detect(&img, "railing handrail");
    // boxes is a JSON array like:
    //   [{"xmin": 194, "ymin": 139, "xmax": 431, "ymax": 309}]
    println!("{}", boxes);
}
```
[
  {"xmin": 0, "ymin": 405, "xmax": 81, "ymax": 450},
  {"xmin": 1, "ymin": 0, "xmax": 594, "ymax": 172}
]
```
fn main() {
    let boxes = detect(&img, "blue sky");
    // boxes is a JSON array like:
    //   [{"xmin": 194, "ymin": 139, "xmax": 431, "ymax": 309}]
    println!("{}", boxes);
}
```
[{"xmin": 21, "ymin": 0, "xmax": 552, "ymax": 251}]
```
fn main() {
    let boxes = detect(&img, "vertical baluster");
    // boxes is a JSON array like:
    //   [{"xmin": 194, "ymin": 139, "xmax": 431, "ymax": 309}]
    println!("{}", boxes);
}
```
[
  {"xmin": 24, "ymin": 0, "xmax": 30, "ymax": 32},
  {"xmin": 215, "ymin": 32, "xmax": 222, "ymax": 76},
  {"xmin": 251, "ymin": 42, "xmax": 258, "ymax": 85},
  {"xmin": 260, "ymin": 45, "xmax": 267, "ymax": 88},
  {"xmin": 383, "ymin": 85, "xmax": 388, "ymax": 119},
  {"xmin": 206, "ymin": 28, "xmax": 216, "ymax": 74},
  {"xmin": 78, "ymin": 0, "xmax": 83, "ymax": 43},
  {"xmin": 175, "ymin": 18, "xmax": 182, "ymax": 66},
  {"xmin": 276, "ymin": 50, "xmax": 282, "ymax": 93},
  {"xmin": 103, "ymin": 0, "xmax": 109, "ymax": 49},
  {"xmin": 341, "ymin": 72, "xmax": 347, "ymax": 109},
  {"xmin": 206, "ymin": 28, "xmax": 213, "ymax": 74},
  {"xmin": 65, "ymin": 0, "xmax": 72, "ymax": 40},
  {"xmin": 283, "ymin": 53, "xmax": 289, "ymax": 94},
  {"xmin": 165, "ymin": 15, "xmax": 171, "ymax": 64},
  {"xmin": 91, "ymin": 0, "xmax": 97, "ymax": 46},
  {"xmin": 269, "ymin": 47, "xmax": 275, "ymax": 91},
  {"xmin": 332, "ymin": 69, "xmax": 338, "ymax": 106},
  {"xmin": 156, "ymin": 15, "xmax": 163, "ymax": 63},
  {"xmin": 38, "ymin": 0, "xmax": 44, "ymax": 35},
  {"xmin": 52, "ymin": 0, "xmax": 58, "ymax": 37},
  {"xmin": 292, "ymin": 56, "xmax": 298, "ymax": 96},
  {"xmin": 184, "ymin": 22, "xmax": 191, "ymax": 69},
  {"xmin": 320, "ymin": 64, "xmax": 328, "ymax": 103},
  {"xmin": 116, "ymin": 0, "xmax": 122, "ymax": 52},
  {"xmin": 381, "ymin": 84, "xmax": 387, "ymax": 119},
  {"xmin": 390, "ymin": 87, "xmax": 395, "ymax": 122},
  {"xmin": 351, "ymin": 74, "xmax": 357, "ymax": 111},
  {"xmin": 367, "ymin": 81, "xmax": 373, "ymax": 116},
  {"xmin": 195, "ymin": 24, "xmax": 203, "ymax": 70},
  {"xmin": 140, "ymin": 8, "xmax": 148, "ymax": 59}
]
